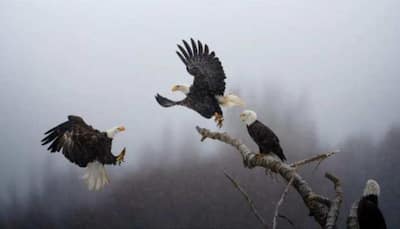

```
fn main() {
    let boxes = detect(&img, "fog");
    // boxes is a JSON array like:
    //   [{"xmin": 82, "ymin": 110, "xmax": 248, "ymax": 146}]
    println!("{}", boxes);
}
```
[{"xmin": 0, "ymin": 0, "xmax": 399, "ymax": 228}]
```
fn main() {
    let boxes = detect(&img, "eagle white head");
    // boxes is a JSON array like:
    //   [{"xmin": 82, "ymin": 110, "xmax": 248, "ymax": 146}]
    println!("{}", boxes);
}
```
[
  {"xmin": 240, "ymin": 110, "xmax": 257, "ymax": 125},
  {"xmin": 363, "ymin": 179, "xmax": 381, "ymax": 197},
  {"xmin": 171, "ymin": 85, "xmax": 190, "ymax": 95},
  {"xmin": 106, "ymin": 126, "xmax": 126, "ymax": 139}
]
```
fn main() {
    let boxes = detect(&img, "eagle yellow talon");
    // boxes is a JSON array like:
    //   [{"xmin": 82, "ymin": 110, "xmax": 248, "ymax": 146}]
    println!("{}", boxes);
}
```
[
  {"xmin": 217, "ymin": 119, "xmax": 223, "ymax": 128},
  {"xmin": 116, "ymin": 147, "xmax": 126, "ymax": 165},
  {"xmin": 214, "ymin": 113, "xmax": 224, "ymax": 128}
]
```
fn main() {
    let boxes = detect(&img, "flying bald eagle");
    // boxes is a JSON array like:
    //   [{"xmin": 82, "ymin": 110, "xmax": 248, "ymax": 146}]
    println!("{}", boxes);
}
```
[
  {"xmin": 155, "ymin": 38, "xmax": 244, "ymax": 128},
  {"xmin": 240, "ymin": 110, "xmax": 286, "ymax": 161},
  {"xmin": 357, "ymin": 179, "xmax": 387, "ymax": 229},
  {"xmin": 41, "ymin": 115, "xmax": 126, "ymax": 191}
]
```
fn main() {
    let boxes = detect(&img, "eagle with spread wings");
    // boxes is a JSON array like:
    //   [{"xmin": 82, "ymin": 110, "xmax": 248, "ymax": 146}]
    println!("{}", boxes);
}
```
[
  {"xmin": 41, "ymin": 115, "xmax": 126, "ymax": 191},
  {"xmin": 155, "ymin": 39, "xmax": 244, "ymax": 128}
]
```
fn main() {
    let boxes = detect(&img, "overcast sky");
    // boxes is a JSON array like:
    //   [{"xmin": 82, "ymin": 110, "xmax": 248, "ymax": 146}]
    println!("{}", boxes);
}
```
[{"xmin": 1, "ymin": 0, "xmax": 399, "ymax": 197}]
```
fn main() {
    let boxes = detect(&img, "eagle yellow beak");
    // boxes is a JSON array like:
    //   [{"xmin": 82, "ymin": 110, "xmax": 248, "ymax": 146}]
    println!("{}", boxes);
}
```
[
  {"xmin": 117, "ymin": 126, "xmax": 126, "ymax": 132},
  {"xmin": 171, "ymin": 85, "xmax": 179, "ymax": 92},
  {"xmin": 239, "ymin": 113, "xmax": 246, "ymax": 122}
]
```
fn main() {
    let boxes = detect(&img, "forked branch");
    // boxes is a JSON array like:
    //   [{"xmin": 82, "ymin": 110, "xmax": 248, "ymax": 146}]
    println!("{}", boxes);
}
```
[{"xmin": 196, "ymin": 126, "xmax": 342, "ymax": 228}]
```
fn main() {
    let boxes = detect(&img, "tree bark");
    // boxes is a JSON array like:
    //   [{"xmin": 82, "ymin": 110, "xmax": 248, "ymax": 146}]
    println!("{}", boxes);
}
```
[
  {"xmin": 347, "ymin": 201, "xmax": 359, "ymax": 229},
  {"xmin": 196, "ymin": 126, "xmax": 343, "ymax": 228}
]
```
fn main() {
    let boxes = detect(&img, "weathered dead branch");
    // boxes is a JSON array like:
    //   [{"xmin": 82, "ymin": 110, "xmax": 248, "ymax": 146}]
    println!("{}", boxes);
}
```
[
  {"xmin": 346, "ymin": 201, "xmax": 359, "ymax": 229},
  {"xmin": 272, "ymin": 176, "xmax": 294, "ymax": 229},
  {"xmin": 223, "ymin": 171, "xmax": 269, "ymax": 229},
  {"xmin": 325, "ymin": 173, "xmax": 343, "ymax": 229},
  {"xmin": 278, "ymin": 214, "xmax": 296, "ymax": 228},
  {"xmin": 290, "ymin": 152, "xmax": 337, "ymax": 168},
  {"xmin": 196, "ymin": 126, "xmax": 342, "ymax": 228}
]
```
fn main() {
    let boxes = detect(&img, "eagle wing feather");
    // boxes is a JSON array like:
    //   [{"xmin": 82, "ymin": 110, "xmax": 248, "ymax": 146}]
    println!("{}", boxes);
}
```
[
  {"xmin": 41, "ymin": 116, "xmax": 113, "ymax": 167},
  {"xmin": 177, "ymin": 38, "xmax": 226, "ymax": 96}
]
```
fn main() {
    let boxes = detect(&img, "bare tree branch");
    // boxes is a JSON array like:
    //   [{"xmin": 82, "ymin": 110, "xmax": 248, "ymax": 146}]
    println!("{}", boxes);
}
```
[
  {"xmin": 346, "ymin": 201, "xmax": 359, "ymax": 229},
  {"xmin": 325, "ymin": 173, "xmax": 343, "ymax": 229},
  {"xmin": 223, "ymin": 171, "xmax": 269, "ymax": 229},
  {"xmin": 272, "ymin": 176, "xmax": 294, "ymax": 229},
  {"xmin": 196, "ymin": 126, "xmax": 342, "ymax": 228},
  {"xmin": 278, "ymin": 214, "xmax": 296, "ymax": 228},
  {"xmin": 308, "ymin": 194, "xmax": 332, "ymax": 207},
  {"xmin": 290, "ymin": 152, "xmax": 337, "ymax": 168}
]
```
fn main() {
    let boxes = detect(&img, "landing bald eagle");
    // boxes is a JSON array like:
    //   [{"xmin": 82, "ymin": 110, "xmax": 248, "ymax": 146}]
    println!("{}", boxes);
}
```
[
  {"xmin": 41, "ymin": 115, "xmax": 126, "ymax": 191},
  {"xmin": 155, "ymin": 38, "xmax": 244, "ymax": 128},
  {"xmin": 357, "ymin": 179, "xmax": 387, "ymax": 229},
  {"xmin": 240, "ymin": 110, "xmax": 286, "ymax": 161}
]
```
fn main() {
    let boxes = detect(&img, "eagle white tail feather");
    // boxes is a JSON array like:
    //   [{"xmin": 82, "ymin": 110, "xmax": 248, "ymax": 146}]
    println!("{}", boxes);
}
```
[
  {"xmin": 82, "ymin": 161, "xmax": 109, "ymax": 191},
  {"xmin": 216, "ymin": 94, "xmax": 245, "ymax": 107}
]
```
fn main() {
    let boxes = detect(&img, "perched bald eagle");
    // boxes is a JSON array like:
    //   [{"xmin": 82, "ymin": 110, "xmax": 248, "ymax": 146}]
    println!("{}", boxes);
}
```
[
  {"xmin": 41, "ymin": 115, "xmax": 126, "ymax": 191},
  {"xmin": 155, "ymin": 38, "xmax": 244, "ymax": 128},
  {"xmin": 240, "ymin": 110, "xmax": 286, "ymax": 161},
  {"xmin": 357, "ymin": 179, "xmax": 387, "ymax": 229}
]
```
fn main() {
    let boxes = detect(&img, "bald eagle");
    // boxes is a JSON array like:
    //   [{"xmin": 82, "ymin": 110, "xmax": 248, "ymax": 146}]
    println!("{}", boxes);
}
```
[
  {"xmin": 240, "ymin": 110, "xmax": 286, "ymax": 161},
  {"xmin": 357, "ymin": 179, "xmax": 387, "ymax": 229},
  {"xmin": 155, "ymin": 38, "xmax": 244, "ymax": 128},
  {"xmin": 41, "ymin": 115, "xmax": 126, "ymax": 191}
]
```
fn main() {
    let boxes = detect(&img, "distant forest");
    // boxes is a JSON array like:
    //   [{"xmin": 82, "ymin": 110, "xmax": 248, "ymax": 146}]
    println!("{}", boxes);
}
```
[{"xmin": 1, "ymin": 93, "xmax": 399, "ymax": 228}]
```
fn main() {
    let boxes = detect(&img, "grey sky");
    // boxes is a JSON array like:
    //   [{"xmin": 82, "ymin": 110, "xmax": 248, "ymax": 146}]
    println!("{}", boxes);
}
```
[{"xmin": 1, "ymin": 0, "xmax": 399, "ymax": 197}]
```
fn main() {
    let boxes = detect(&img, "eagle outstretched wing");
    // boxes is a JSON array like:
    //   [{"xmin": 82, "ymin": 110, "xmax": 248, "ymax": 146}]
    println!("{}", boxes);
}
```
[
  {"xmin": 176, "ymin": 39, "xmax": 226, "ymax": 96},
  {"xmin": 41, "ymin": 115, "xmax": 113, "ymax": 167}
]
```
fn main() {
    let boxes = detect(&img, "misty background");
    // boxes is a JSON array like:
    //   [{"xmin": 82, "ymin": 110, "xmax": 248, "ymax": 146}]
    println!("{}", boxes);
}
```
[{"xmin": 1, "ymin": 0, "xmax": 399, "ymax": 228}]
